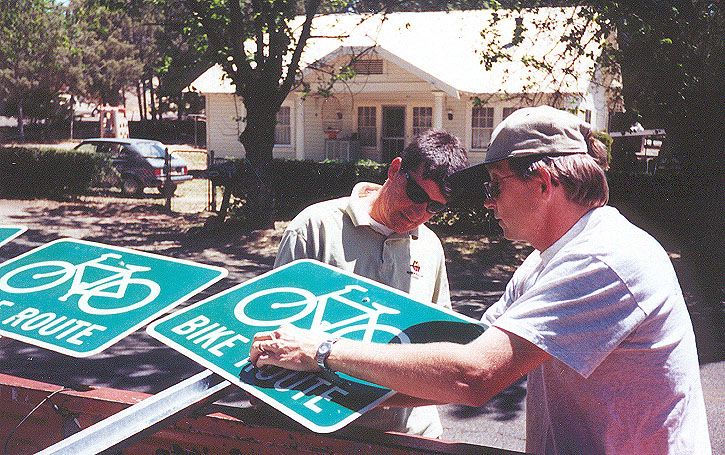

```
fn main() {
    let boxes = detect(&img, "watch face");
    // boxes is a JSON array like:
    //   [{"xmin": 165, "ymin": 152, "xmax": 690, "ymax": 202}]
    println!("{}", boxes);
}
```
[{"xmin": 316, "ymin": 338, "xmax": 336, "ymax": 369}]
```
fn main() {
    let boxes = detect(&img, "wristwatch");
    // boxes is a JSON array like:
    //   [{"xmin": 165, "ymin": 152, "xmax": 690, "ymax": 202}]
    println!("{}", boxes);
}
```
[{"xmin": 315, "ymin": 337, "xmax": 340, "ymax": 371}]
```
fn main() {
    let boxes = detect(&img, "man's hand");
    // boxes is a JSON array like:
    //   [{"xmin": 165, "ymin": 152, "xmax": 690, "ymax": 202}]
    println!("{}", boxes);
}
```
[{"xmin": 250, "ymin": 325, "xmax": 325, "ymax": 371}]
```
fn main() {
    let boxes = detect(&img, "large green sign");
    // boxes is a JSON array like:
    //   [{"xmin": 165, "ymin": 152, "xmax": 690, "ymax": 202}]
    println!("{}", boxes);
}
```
[
  {"xmin": 0, "ymin": 238, "xmax": 227, "ymax": 357},
  {"xmin": 148, "ymin": 259, "xmax": 484, "ymax": 433},
  {"xmin": 0, "ymin": 226, "xmax": 26, "ymax": 248}
]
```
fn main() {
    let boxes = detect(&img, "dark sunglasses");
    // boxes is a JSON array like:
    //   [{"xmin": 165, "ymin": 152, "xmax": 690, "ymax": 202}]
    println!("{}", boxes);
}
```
[
  {"xmin": 482, "ymin": 174, "xmax": 517, "ymax": 200},
  {"xmin": 404, "ymin": 172, "xmax": 447, "ymax": 214}
]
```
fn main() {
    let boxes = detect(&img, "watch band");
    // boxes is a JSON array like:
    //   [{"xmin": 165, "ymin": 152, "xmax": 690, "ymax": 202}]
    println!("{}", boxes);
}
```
[{"xmin": 315, "ymin": 337, "xmax": 340, "ymax": 371}]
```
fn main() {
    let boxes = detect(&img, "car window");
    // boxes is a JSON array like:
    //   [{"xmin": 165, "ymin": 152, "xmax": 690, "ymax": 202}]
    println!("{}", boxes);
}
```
[
  {"xmin": 120, "ymin": 145, "xmax": 138, "ymax": 157},
  {"xmin": 95, "ymin": 143, "xmax": 121, "ymax": 156},
  {"xmin": 75, "ymin": 143, "xmax": 98, "ymax": 153},
  {"xmin": 132, "ymin": 142, "xmax": 167, "ymax": 158}
]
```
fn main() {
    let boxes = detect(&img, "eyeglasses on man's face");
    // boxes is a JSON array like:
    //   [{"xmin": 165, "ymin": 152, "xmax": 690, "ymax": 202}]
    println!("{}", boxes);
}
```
[
  {"xmin": 483, "ymin": 174, "xmax": 517, "ymax": 200},
  {"xmin": 404, "ymin": 172, "xmax": 447, "ymax": 214}
]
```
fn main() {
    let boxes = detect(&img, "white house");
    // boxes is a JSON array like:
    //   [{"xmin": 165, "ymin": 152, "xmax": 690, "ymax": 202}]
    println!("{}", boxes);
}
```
[{"xmin": 189, "ymin": 8, "xmax": 621, "ymax": 165}]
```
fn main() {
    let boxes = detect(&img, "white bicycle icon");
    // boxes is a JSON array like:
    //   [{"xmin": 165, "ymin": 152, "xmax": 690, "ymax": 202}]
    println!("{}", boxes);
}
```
[
  {"xmin": 234, "ymin": 284, "xmax": 410, "ymax": 343},
  {"xmin": 0, "ymin": 253, "xmax": 161, "ymax": 315}
]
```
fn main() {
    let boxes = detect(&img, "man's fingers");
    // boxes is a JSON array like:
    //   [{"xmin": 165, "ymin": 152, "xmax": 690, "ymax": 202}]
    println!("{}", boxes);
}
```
[
  {"xmin": 250, "ymin": 339, "xmax": 273, "ymax": 366},
  {"xmin": 252, "ymin": 330, "xmax": 277, "ymax": 342},
  {"xmin": 248, "ymin": 326, "xmax": 323, "ymax": 371}
]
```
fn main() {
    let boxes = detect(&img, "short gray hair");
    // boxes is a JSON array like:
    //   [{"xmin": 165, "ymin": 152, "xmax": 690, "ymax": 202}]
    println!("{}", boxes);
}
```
[{"xmin": 508, "ymin": 132, "xmax": 609, "ymax": 208}]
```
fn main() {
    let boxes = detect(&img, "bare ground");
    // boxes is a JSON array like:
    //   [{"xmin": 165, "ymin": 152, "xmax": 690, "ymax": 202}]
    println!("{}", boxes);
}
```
[
  {"xmin": 0, "ymin": 190, "xmax": 721, "ymax": 452},
  {"xmin": 0, "ymin": 192, "xmax": 533, "ymax": 448}
]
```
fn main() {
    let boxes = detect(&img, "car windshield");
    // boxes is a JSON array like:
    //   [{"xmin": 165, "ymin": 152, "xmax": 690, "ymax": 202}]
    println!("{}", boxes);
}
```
[{"xmin": 131, "ymin": 142, "xmax": 167, "ymax": 158}]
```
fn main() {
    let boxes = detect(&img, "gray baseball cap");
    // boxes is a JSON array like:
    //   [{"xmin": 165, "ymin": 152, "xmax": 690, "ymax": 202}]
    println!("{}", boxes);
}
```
[
  {"xmin": 445, "ymin": 106, "xmax": 590, "ymax": 204},
  {"xmin": 484, "ymin": 105, "xmax": 590, "ymax": 164}
]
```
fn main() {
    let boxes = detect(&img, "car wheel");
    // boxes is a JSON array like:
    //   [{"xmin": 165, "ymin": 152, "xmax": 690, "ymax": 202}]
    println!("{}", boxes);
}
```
[
  {"xmin": 159, "ymin": 182, "xmax": 177, "ymax": 197},
  {"xmin": 121, "ymin": 177, "xmax": 143, "ymax": 197}
]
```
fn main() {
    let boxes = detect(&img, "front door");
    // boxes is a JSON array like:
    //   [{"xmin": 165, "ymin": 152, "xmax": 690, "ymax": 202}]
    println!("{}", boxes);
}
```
[{"xmin": 381, "ymin": 106, "xmax": 405, "ymax": 163}]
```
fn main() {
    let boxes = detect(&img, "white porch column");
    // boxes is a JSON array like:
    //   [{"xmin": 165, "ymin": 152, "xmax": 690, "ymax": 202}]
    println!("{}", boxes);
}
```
[
  {"xmin": 465, "ymin": 98, "xmax": 473, "ymax": 151},
  {"xmin": 433, "ymin": 92, "xmax": 444, "ymax": 130},
  {"xmin": 294, "ymin": 92, "xmax": 305, "ymax": 160}
]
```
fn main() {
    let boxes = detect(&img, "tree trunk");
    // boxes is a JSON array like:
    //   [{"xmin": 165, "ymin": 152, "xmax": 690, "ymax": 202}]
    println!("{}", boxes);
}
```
[
  {"xmin": 16, "ymin": 98, "xmax": 25, "ymax": 143},
  {"xmin": 237, "ymin": 99, "xmax": 278, "ymax": 230},
  {"xmin": 149, "ymin": 77, "xmax": 158, "ymax": 123},
  {"xmin": 137, "ymin": 81, "xmax": 145, "ymax": 121}
]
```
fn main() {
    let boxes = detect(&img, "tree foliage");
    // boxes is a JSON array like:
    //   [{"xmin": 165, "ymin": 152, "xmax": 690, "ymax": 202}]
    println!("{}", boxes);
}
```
[
  {"xmin": 607, "ymin": 1, "xmax": 725, "ymax": 174},
  {"xmin": 66, "ymin": 0, "xmax": 145, "ymax": 106},
  {"xmin": 479, "ymin": 1, "xmax": 725, "ymax": 175},
  {"xmin": 0, "ymin": 0, "xmax": 74, "ymax": 140}
]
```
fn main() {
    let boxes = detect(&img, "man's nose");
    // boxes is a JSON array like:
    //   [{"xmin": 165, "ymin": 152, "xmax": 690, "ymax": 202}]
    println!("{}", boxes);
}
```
[{"xmin": 407, "ymin": 203, "xmax": 429, "ymax": 219}]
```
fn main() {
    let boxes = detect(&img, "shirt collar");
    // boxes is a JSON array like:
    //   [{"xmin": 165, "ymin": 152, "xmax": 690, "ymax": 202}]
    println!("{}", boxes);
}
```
[
  {"xmin": 539, "ymin": 206, "xmax": 600, "ymax": 263},
  {"xmin": 345, "ymin": 182, "xmax": 419, "ymax": 238}
]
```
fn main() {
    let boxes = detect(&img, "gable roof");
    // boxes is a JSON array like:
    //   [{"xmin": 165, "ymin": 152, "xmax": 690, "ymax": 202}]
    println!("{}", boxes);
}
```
[{"xmin": 190, "ymin": 8, "xmax": 610, "ymax": 98}]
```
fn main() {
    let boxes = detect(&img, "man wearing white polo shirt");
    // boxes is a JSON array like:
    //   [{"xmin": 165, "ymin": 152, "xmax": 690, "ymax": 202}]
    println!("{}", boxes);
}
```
[{"xmin": 273, "ymin": 129, "xmax": 469, "ymax": 437}]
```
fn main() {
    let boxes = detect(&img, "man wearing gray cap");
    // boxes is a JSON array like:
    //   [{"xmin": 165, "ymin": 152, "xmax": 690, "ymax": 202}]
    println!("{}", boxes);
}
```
[{"xmin": 249, "ymin": 106, "xmax": 711, "ymax": 454}]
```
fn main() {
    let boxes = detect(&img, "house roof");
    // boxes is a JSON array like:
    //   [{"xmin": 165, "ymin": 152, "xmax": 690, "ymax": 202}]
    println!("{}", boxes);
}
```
[{"xmin": 189, "ymin": 8, "xmax": 609, "ymax": 98}]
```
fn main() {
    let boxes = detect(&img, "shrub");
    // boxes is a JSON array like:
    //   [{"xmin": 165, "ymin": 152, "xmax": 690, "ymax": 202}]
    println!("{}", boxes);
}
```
[
  {"xmin": 223, "ymin": 158, "xmax": 498, "ymax": 235},
  {"xmin": 226, "ymin": 158, "xmax": 388, "ymax": 221},
  {"xmin": 0, "ymin": 146, "xmax": 107, "ymax": 197}
]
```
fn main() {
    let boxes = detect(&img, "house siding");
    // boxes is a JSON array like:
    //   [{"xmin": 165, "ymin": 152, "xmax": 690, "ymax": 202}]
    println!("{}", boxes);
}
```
[
  {"xmin": 205, "ymin": 89, "xmax": 610, "ymax": 165},
  {"xmin": 196, "ymin": 11, "xmax": 618, "ymax": 164},
  {"xmin": 205, "ymin": 93, "xmax": 245, "ymax": 160},
  {"xmin": 297, "ymin": 56, "xmax": 459, "ymax": 162},
  {"xmin": 205, "ymin": 95, "xmax": 299, "ymax": 161}
]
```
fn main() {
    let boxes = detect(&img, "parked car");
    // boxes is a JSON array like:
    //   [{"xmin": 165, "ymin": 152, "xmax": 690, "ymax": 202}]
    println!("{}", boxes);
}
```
[{"xmin": 74, "ymin": 138, "xmax": 192, "ymax": 196}]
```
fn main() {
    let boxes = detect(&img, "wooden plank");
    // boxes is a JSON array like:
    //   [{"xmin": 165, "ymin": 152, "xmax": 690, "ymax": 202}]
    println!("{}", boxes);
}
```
[{"xmin": 0, "ymin": 373, "xmax": 527, "ymax": 455}]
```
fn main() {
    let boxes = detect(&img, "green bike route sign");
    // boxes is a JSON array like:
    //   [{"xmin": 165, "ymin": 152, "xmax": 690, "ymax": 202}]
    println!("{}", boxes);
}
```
[
  {"xmin": 147, "ymin": 259, "xmax": 484, "ymax": 433},
  {"xmin": 0, "ymin": 225, "xmax": 26, "ymax": 249},
  {"xmin": 0, "ymin": 238, "xmax": 227, "ymax": 357}
]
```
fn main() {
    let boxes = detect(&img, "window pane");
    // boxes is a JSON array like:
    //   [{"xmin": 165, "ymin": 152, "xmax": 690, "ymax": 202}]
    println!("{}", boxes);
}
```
[
  {"xmin": 503, "ymin": 107, "xmax": 519, "ymax": 119},
  {"xmin": 275, "ymin": 106, "xmax": 291, "ymax": 145},
  {"xmin": 358, "ymin": 106, "xmax": 377, "ymax": 147},
  {"xmin": 471, "ymin": 107, "xmax": 494, "ymax": 150},
  {"xmin": 413, "ymin": 107, "xmax": 432, "ymax": 137}
]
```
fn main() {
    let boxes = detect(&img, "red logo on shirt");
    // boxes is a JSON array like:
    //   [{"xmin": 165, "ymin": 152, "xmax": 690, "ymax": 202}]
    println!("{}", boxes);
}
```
[{"xmin": 408, "ymin": 260, "xmax": 422, "ymax": 277}]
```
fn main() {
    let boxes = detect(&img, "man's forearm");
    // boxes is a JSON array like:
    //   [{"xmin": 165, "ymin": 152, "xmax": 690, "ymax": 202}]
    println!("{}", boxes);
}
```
[
  {"xmin": 325, "ymin": 337, "xmax": 495, "ymax": 407},
  {"xmin": 250, "ymin": 325, "xmax": 549, "ymax": 409},
  {"xmin": 380, "ymin": 393, "xmax": 444, "ymax": 407}
]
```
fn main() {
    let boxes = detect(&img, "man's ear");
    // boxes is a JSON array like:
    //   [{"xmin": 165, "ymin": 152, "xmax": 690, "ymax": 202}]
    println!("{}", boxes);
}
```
[
  {"xmin": 387, "ymin": 156, "xmax": 403, "ymax": 179},
  {"xmin": 535, "ymin": 167, "xmax": 555, "ymax": 195}
]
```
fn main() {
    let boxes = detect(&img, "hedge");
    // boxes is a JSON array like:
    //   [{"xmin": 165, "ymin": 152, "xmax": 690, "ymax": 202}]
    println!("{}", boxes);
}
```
[
  {"xmin": 222, "ymin": 158, "xmax": 491, "ymax": 234},
  {"xmin": 270, "ymin": 159, "xmax": 388, "ymax": 219},
  {"xmin": 3, "ymin": 146, "xmax": 712, "ymax": 239},
  {"xmin": 0, "ymin": 146, "xmax": 108, "ymax": 197}
]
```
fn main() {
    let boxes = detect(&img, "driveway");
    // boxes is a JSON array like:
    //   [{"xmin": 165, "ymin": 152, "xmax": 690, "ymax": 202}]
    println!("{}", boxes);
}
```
[{"xmin": 0, "ymin": 196, "xmax": 722, "ymax": 453}]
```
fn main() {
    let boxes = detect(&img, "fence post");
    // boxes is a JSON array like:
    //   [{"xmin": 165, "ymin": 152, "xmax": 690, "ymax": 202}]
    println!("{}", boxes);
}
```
[
  {"xmin": 164, "ymin": 147, "xmax": 171, "ymax": 210},
  {"xmin": 208, "ymin": 150, "xmax": 216, "ymax": 211}
]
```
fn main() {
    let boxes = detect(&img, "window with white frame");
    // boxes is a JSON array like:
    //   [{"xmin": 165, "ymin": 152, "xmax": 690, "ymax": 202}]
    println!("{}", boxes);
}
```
[
  {"xmin": 275, "ymin": 106, "xmax": 291, "ymax": 145},
  {"xmin": 471, "ymin": 106, "xmax": 494, "ymax": 150},
  {"xmin": 503, "ymin": 107, "xmax": 519, "ymax": 119},
  {"xmin": 357, "ymin": 106, "xmax": 377, "ymax": 147},
  {"xmin": 413, "ymin": 107, "xmax": 432, "ymax": 137}
]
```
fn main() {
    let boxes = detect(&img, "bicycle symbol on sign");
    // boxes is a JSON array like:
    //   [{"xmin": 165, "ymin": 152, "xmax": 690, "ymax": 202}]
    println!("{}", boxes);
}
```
[
  {"xmin": 0, "ymin": 253, "xmax": 160, "ymax": 315},
  {"xmin": 234, "ymin": 284, "xmax": 411, "ymax": 343}
]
